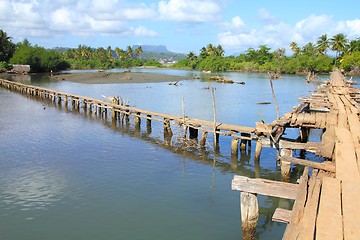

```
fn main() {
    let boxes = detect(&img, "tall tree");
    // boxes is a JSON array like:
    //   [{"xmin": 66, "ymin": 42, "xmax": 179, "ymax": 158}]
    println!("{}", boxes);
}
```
[
  {"xmin": 126, "ymin": 46, "xmax": 133, "ymax": 58},
  {"xmin": 290, "ymin": 42, "xmax": 300, "ymax": 57},
  {"xmin": 316, "ymin": 34, "xmax": 330, "ymax": 56},
  {"xmin": 330, "ymin": 33, "xmax": 348, "ymax": 65},
  {"xmin": 0, "ymin": 29, "xmax": 15, "ymax": 62},
  {"xmin": 134, "ymin": 46, "xmax": 143, "ymax": 59}
]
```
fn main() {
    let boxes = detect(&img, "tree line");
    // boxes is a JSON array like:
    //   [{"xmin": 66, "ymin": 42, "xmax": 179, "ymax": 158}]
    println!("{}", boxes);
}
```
[
  {"xmin": 174, "ymin": 34, "xmax": 360, "ymax": 75},
  {"xmin": 0, "ymin": 29, "xmax": 161, "ymax": 72},
  {"xmin": 1, "ymin": 29, "xmax": 360, "ymax": 75}
]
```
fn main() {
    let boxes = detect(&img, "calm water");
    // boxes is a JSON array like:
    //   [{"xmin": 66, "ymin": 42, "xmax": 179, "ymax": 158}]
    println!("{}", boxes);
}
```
[{"xmin": 1, "ymin": 70, "xmax": 356, "ymax": 239}]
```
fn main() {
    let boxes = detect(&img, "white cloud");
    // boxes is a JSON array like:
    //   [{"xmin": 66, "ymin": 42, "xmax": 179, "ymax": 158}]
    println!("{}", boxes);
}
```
[
  {"xmin": 257, "ymin": 8, "xmax": 278, "ymax": 24},
  {"xmin": 158, "ymin": 0, "xmax": 221, "ymax": 23},
  {"xmin": 0, "ymin": 0, "xmax": 159, "ymax": 42},
  {"xmin": 218, "ymin": 12, "xmax": 359, "ymax": 54}
]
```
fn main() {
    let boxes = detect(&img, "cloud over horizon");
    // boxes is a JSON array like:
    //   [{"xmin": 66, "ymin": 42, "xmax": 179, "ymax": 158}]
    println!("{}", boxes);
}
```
[{"xmin": 0, "ymin": 0, "xmax": 359, "ymax": 54}]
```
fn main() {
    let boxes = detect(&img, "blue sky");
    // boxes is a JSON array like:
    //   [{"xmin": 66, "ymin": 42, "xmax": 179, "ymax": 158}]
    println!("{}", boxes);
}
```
[{"xmin": 0, "ymin": 0, "xmax": 359, "ymax": 55}]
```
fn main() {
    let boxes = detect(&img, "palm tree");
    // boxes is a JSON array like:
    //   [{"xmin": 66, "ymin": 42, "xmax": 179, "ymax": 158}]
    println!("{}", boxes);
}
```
[
  {"xmin": 215, "ymin": 45, "xmax": 224, "ymax": 57},
  {"xmin": 199, "ymin": 47, "xmax": 208, "ymax": 59},
  {"xmin": 316, "ymin": 34, "xmax": 330, "ymax": 56},
  {"xmin": 107, "ymin": 46, "xmax": 113, "ymax": 60},
  {"xmin": 290, "ymin": 42, "xmax": 300, "ymax": 57},
  {"xmin": 346, "ymin": 38, "xmax": 360, "ymax": 54},
  {"xmin": 134, "ymin": 46, "xmax": 143, "ymax": 59},
  {"xmin": 330, "ymin": 33, "xmax": 348, "ymax": 65},
  {"xmin": 0, "ymin": 29, "xmax": 15, "ymax": 61},
  {"xmin": 126, "ymin": 46, "xmax": 133, "ymax": 58}
]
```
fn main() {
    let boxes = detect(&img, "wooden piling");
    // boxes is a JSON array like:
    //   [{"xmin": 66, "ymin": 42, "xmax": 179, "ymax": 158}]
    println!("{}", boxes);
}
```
[
  {"xmin": 163, "ymin": 118, "xmax": 173, "ymax": 136},
  {"xmin": 254, "ymin": 139, "xmax": 262, "ymax": 161},
  {"xmin": 146, "ymin": 115, "xmax": 152, "ymax": 134},
  {"xmin": 200, "ymin": 131, "xmax": 208, "ymax": 147},
  {"xmin": 189, "ymin": 126, "xmax": 198, "ymax": 140},
  {"xmin": 280, "ymin": 149, "xmax": 292, "ymax": 182},
  {"xmin": 231, "ymin": 138, "xmax": 239, "ymax": 156},
  {"xmin": 135, "ymin": 112, "xmax": 141, "ymax": 127},
  {"xmin": 241, "ymin": 192, "xmax": 259, "ymax": 240}
]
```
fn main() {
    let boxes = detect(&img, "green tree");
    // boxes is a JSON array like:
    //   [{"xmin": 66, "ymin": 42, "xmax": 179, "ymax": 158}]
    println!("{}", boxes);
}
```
[
  {"xmin": 316, "ymin": 34, "xmax": 330, "ymax": 56},
  {"xmin": 290, "ymin": 42, "xmax": 300, "ymax": 57},
  {"xmin": 0, "ymin": 29, "xmax": 15, "ymax": 62},
  {"xmin": 341, "ymin": 52, "xmax": 360, "ymax": 71},
  {"xmin": 135, "ymin": 46, "xmax": 143, "ymax": 59},
  {"xmin": 126, "ymin": 46, "xmax": 133, "ymax": 58},
  {"xmin": 330, "ymin": 33, "xmax": 348, "ymax": 65}
]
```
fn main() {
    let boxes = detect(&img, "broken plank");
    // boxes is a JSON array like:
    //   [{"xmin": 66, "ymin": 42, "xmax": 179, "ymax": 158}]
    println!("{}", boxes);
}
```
[
  {"xmin": 316, "ymin": 176, "xmax": 343, "ymax": 240},
  {"xmin": 231, "ymin": 175, "xmax": 298, "ymax": 199},
  {"xmin": 272, "ymin": 208, "xmax": 292, "ymax": 224},
  {"xmin": 281, "ymin": 155, "xmax": 335, "ymax": 172}
]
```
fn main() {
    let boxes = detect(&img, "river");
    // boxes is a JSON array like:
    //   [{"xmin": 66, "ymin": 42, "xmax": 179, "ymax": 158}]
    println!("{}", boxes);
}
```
[{"xmin": 0, "ymin": 69, "xmax": 357, "ymax": 239}]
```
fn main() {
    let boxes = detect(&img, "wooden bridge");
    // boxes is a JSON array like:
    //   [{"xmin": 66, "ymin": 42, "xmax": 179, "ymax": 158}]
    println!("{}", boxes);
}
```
[
  {"xmin": 232, "ymin": 70, "xmax": 360, "ymax": 239},
  {"xmin": 0, "ymin": 78, "xmax": 256, "ymax": 155}
]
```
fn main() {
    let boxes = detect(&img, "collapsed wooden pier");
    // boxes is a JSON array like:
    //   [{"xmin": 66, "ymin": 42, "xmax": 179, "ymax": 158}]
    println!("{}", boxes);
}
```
[
  {"xmin": 232, "ymin": 70, "xmax": 360, "ymax": 239},
  {"xmin": 0, "ymin": 78, "xmax": 255, "ymax": 154}
]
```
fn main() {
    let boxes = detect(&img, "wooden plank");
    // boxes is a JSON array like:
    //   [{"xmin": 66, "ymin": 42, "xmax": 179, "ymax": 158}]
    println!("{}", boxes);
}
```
[
  {"xmin": 272, "ymin": 208, "xmax": 292, "ymax": 223},
  {"xmin": 317, "ymin": 126, "xmax": 335, "ymax": 159},
  {"xmin": 316, "ymin": 176, "xmax": 343, "ymax": 240},
  {"xmin": 231, "ymin": 175, "xmax": 298, "ymax": 199},
  {"xmin": 335, "ymin": 127, "xmax": 360, "ymax": 181},
  {"xmin": 281, "ymin": 155, "xmax": 335, "ymax": 172},
  {"xmin": 342, "ymin": 179, "xmax": 360, "ymax": 240},
  {"xmin": 297, "ymin": 170, "xmax": 322, "ymax": 239},
  {"xmin": 283, "ymin": 170, "xmax": 309, "ymax": 239}
]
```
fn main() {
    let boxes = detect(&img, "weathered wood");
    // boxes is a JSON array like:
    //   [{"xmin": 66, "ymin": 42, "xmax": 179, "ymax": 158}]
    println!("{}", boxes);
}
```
[
  {"xmin": 240, "ymin": 192, "xmax": 258, "ymax": 240},
  {"xmin": 272, "ymin": 208, "xmax": 292, "ymax": 224},
  {"xmin": 317, "ymin": 126, "xmax": 335, "ymax": 159},
  {"xmin": 232, "ymin": 175, "xmax": 298, "ymax": 199},
  {"xmin": 280, "ymin": 149, "xmax": 292, "ymax": 181},
  {"xmin": 200, "ymin": 131, "xmax": 208, "ymax": 147},
  {"xmin": 282, "ymin": 169, "xmax": 309, "ymax": 239},
  {"xmin": 297, "ymin": 170, "xmax": 322, "ymax": 239},
  {"xmin": 316, "ymin": 176, "xmax": 343, "ymax": 240},
  {"xmin": 254, "ymin": 139, "xmax": 262, "ymax": 161},
  {"xmin": 231, "ymin": 138, "xmax": 239, "ymax": 156},
  {"xmin": 342, "ymin": 179, "xmax": 360, "ymax": 240},
  {"xmin": 281, "ymin": 155, "xmax": 335, "ymax": 172}
]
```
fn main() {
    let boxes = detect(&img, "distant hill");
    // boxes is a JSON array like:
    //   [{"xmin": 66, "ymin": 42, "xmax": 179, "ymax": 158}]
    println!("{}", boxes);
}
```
[
  {"xmin": 132, "ymin": 45, "xmax": 170, "ymax": 53},
  {"xmin": 132, "ymin": 45, "xmax": 187, "ymax": 63}
]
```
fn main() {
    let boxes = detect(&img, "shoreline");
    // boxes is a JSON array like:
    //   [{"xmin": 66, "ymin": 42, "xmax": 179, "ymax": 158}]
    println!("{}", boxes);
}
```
[{"xmin": 53, "ymin": 71, "xmax": 190, "ymax": 84}]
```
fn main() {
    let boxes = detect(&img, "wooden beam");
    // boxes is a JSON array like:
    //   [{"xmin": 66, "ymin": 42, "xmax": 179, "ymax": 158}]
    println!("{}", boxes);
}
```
[
  {"xmin": 272, "ymin": 208, "xmax": 292, "ymax": 224},
  {"xmin": 231, "ymin": 175, "xmax": 298, "ymax": 199},
  {"xmin": 281, "ymin": 155, "xmax": 335, "ymax": 172},
  {"xmin": 316, "ymin": 176, "xmax": 343, "ymax": 240}
]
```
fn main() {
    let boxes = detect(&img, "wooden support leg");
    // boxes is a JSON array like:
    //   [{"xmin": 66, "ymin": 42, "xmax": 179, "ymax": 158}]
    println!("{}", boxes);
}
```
[
  {"xmin": 189, "ymin": 126, "xmax": 198, "ymax": 140},
  {"xmin": 241, "ymin": 192, "xmax": 259, "ymax": 240},
  {"xmin": 300, "ymin": 127, "xmax": 309, "ymax": 143},
  {"xmin": 280, "ymin": 149, "xmax": 292, "ymax": 182},
  {"xmin": 254, "ymin": 139, "xmax": 262, "ymax": 161},
  {"xmin": 231, "ymin": 138, "xmax": 239, "ymax": 156},
  {"xmin": 135, "ymin": 112, "xmax": 141, "ymax": 127},
  {"xmin": 200, "ymin": 131, "xmax": 208, "ymax": 147},
  {"xmin": 146, "ymin": 115, "xmax": 152, "ymax": 134}
]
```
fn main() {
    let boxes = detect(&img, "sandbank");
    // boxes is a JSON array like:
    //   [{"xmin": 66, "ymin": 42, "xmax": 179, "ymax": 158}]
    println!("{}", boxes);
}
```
[{"xmin": 54, "ymin": 72, "xmax": 189, "ymax": 84}]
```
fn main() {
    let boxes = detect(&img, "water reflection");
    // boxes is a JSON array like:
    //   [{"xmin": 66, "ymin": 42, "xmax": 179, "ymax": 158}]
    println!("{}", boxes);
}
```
[{"xmin": 1, "ymin": 166, "xmax": 67, "ymax": 210}]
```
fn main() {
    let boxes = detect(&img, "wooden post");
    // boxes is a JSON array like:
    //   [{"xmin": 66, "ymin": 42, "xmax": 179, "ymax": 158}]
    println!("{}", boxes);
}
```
[
  {"xmin": 135, "ymin": 112, "xmax": 141, "ymax": 128},
  {"xmin": 125, "ymin": 110, "xmax": 130, "ymax": 123},
  {"xmin": 300, "ymin": 127, "xmax": 309, "ymax": 143},
  {"xmin": 189, "ymin": 126, "xmax": 198, "ymax": 140},
  {"xmin": 200, "ymin": 131, "xmax": 208, "ymax": 147},
  {"xmin": 240, "ymin": 133, "xmax": 251, "ymax": 152},
  {"xmin": 211, "ymin": 88, "xmax": 218, "ymax": 150},
  {"xmin": 146, "ymin": 115, "xmax": 152, "ymax": 134},
  {"xmin": 163, "ymin": 118, "xmax": 173, "ymax": 136},
  {"xmin": 280, "ymin": 149, "xmax": 292, "ymax": 182},
  {"xmin": 231, "ymin": 138, "xmax": 239, "ymax": 156},
  {"xmin": 240, "ymin": 192, "xmax": 259, "ymax": 240},
  {"xmin": 254, "ymin": 139, "xmax": 262, "ymax": 161}
]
